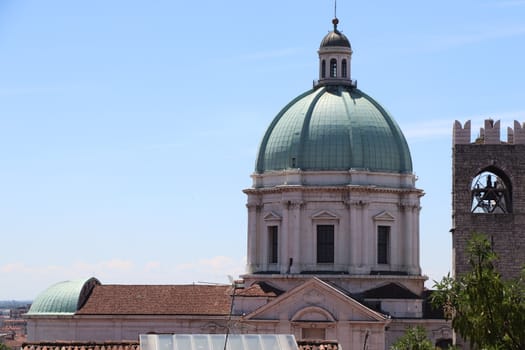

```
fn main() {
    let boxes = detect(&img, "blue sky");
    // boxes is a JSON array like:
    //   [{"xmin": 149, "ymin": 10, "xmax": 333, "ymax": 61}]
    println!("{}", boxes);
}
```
[{"xmin": 1, "ymin": 1, "xmax": 525, "ymax": 299}]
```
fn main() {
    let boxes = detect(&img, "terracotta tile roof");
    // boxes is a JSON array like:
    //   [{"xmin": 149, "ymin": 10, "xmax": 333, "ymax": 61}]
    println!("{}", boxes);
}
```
[
  {"xmin": 21, "ymin": 341, "xmax": 139, "ymax": 350},
  {"xmin": 76, "ymin": 284, "xmax": 232, "ymax": 316},
  {"xmin": 3, "ymin": 333, "xmax": 26, "ymax": 349},
  {"xmin": 235, "ymin": 282, "xmax": 284, "ymax": 297}
]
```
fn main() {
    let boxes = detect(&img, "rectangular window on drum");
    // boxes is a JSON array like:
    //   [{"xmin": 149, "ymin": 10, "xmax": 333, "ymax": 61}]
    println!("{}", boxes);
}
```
[
  {"xmin": 268, "ymin": 226, "xmax": 278, "ymax": 264},
  {"xmin": 317, "ymin": 225, "xmax": 334, "ymax": 263},
  {"xmin": 377, "ymin": 225, "xmax": 390, "ymax": 264},
  {"xmin": 330, "ymin": 59, "xmax": 337, "ymax": 78}
]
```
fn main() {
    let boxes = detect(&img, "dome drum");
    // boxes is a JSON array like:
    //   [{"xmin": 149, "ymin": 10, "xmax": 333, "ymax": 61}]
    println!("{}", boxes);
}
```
[
  {"xmin": 251, "ymin": 169, "xmax": 417, "ymax": 189},
  {"xmin": 317, "ymin": 46, "xmax": 353, "ymax": 87},
  {"xmin": 244, "ymin": 183, "xmax": 423, "ymax": 276}
]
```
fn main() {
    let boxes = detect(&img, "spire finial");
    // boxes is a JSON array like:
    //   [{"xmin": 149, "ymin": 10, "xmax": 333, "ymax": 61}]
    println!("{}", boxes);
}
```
[
  {"xmin": 332, "ymin": 17, "xmax": 339, "ymax": 31},
  {"xmin": 332, "ymin": 0, "xmax": 339, "ymax": 30}
]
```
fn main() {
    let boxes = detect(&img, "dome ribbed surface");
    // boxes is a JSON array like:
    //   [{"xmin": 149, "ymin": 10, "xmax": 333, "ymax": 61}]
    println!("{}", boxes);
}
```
[
  {"xmin": 320, "ymin": 29, "xmax": 351, "ymax": 48},
  {"xmin": 27, "ymin": 277, "xmax": 100, "ymax": 315},
  {"xmin": 256, "ymin": 85, "xmax": 412, "ymax": 174}
]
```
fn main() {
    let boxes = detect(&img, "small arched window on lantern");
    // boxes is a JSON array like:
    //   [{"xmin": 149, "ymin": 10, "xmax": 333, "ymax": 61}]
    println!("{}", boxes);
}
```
[
  {"xmin": 342, "ymin": 59, "xmax": 347, "ymax": 78},
  {"xmin": 471, "ymin": 168, "xmax": 512, "ymax": 213},
  {"xmin": 330, "ymin": 59, "xmax": 337, "ymax": 78},
  {"xmin": 321, "ymin": 59, "xmax": 326, "ymax": 78}
]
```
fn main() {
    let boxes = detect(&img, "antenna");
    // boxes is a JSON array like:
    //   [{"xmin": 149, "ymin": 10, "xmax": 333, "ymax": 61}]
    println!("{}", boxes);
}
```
[
  {"xmin": 334, "ymin": 0, "xmax": 337, "ymax": 19},
  {"xmin": 223, "ymin": 275, "xmax": 238, "ymax": 350}
]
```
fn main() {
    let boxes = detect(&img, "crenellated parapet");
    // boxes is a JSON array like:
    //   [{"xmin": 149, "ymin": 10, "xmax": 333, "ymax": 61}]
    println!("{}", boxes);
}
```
[
  {"xmin": 452, "ymin": 120, "xmax": 471, "ymax": 144},
  {"xmin": 508, "ymin": 120, "xmax": 525, "ymax": 144},
  {"xmin": 453, "ymin": 119, "xmax": 525, "ymax": 145},
  {"xmin": 482, "ymin": 119, "xmax": 501, "ymax": 144}
]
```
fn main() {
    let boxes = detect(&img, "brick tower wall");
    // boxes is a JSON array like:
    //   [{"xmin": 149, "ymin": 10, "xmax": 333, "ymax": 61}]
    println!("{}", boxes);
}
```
[{"xmin": 452, "ymin": 120, "xmax": 525, "ymax": 279}]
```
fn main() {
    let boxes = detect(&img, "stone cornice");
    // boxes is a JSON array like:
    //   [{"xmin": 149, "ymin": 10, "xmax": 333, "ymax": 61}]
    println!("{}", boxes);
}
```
[
  {"xmin": 241, "ymin": 273, "xmax": 427, "ymax": 282},
  {"xmin": 244, "ymin": 185, "xmax": 424, "ymax": 196}
]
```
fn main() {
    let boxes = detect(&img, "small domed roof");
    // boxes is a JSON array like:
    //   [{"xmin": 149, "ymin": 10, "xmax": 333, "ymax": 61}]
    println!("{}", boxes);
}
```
[
  {"xmin": 320, "ymin": 18, "xmax": 351, "ymax": 48},
  {"xmin": 27, "ymin": 277, "xmax": 100, "ymax": 315},
  {"xmin": 255, "ymin": 85, "xmax": 412, "ymax": 174}
]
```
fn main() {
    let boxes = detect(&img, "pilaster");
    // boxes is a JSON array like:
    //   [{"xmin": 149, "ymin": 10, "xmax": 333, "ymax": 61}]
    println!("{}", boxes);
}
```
[
  {"xmin": 350, "ymin": 200, "xmax": 369, "ymax": 272},
  {"xmin": 246, "ymin": 201, "xmax": 262, "ymax": 272},
  {"xmin": 286, "ymin": 200, "xmax": 304, "ymax": 274}
]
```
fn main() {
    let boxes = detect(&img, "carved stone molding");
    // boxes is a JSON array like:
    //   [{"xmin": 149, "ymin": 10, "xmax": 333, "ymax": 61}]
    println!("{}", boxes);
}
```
[
  {"xmin": 246, "ymin": 202, "xmax": 263, "ymax": 212},
  {"xmin": 263, "ymin": 211, "xmax": 282, "ymax": 221},
  {"xmin": 283, "ymin": 200, "xmax": 304, "ymax": 210},
  {"xmin": 398, "ymin": 201, "xmax": 419, "ymax": 212},
  {"xmin": 350, "ymin": 200, "xmax": 368, "ymax": 208}
]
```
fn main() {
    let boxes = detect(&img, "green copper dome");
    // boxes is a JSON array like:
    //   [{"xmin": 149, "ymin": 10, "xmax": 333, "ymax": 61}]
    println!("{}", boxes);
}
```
[
  {"xmin": 27, "ymin": 277, "xmax": 100, "ymax": 315},
  {"xmin": 255, "ymin": 85, "xmax": 412, "ymax": 174}
]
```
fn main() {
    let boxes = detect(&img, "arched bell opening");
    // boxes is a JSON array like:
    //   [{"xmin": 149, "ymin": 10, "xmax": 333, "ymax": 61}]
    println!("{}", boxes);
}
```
[
  {"xmin": 471, "ymin": 167, "xmax": 512, "ymax": 213},
  {"xmin": 330, "ymin": 58, "xmax": 337, "ymax": 78}
]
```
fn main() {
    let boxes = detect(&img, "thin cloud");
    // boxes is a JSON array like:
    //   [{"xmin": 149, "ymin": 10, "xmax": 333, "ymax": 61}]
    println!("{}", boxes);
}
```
[
  {"xmin": 145, "ymin": 261, "xmax": 161, "ymax": 270},
  {"xmin": 483, "ymin": 0, "xmax": 525, "ymax": 7},
  {"xmin": 1, "ymin": 259, "xmax": 135, "ymax": 277},
  {"xmin": 175, "ymin": 256, "xmax": 243, "ymax": 275},
  {"xmin": 143, "ymin": 142, "xmax": 183, "ymax": 151},
  {"xmin": 73, "ymin": 259, "xmax": 135, "ymax": 272},
  {"xmin": 403, "ymin": 119, "xmax": 454, "ymax": 141},
  {"xmin": 1, "ymin": 262, "xmax": 28, "ymax": 273},
  {"xmin": 0, "ymin": 86, "xmax": 61, "ymax": 97},
  {"xmin": 403, "ymin": 110, "xmax": 525, "ymax": 142},
  {"xmin": 396, "ymin": 24, "xmax": 525, "ymax": 55},
  {"xmin": 238, "ymin": 47, "xmax": 301, "ymax": 61},
  {"xmin": 1, "ymin": 262, "xmax": 61, "ymax": 274},
  {"xmin": 431, "ymin": 25, "xmax": 525, "ymax": 50},
  {"xmin": 0, "ymin": 256, "xmax": 246, "ymax": 299}
]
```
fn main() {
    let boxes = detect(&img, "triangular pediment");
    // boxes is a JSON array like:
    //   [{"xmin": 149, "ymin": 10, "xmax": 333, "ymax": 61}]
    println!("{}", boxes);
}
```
[
  {"xmin": 244, "ymin": 278, "xmax": 387, "ymax": 323},
  {"xmin": 311, "ymin": 210, "xmax": 339, "ymax": 220},
  {"xmin": 373, "ymin": 211, "xmax": 395, "ymax": 221},
  {"xmin": 263, "ymin": 211, "xmax": 282, "ymax": 221}
]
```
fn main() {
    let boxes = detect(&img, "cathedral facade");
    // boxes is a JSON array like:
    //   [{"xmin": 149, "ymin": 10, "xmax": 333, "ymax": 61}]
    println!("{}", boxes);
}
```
[{"xmin": 25, "ymin": 17, "xmax": 451, "ymax": 350}]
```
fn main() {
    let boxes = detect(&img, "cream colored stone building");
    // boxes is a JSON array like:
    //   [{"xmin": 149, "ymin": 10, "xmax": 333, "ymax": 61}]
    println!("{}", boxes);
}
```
[{"xmin": 25, "ymin": 17, "xmax": 451, "ymax": 350}]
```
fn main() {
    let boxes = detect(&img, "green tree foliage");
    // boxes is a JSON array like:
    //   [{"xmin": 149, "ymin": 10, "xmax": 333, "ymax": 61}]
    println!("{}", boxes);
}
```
[
  {"xmin": 432, "ymin": 233, "xmax": 525, "ymax": 350},
  {"xmin": 0, "ymin": 343, "xmax": 11, "ymax": 350},
  {"xmin": 390, "ymin": 326, "xmax": 434, "ymax": 350}
]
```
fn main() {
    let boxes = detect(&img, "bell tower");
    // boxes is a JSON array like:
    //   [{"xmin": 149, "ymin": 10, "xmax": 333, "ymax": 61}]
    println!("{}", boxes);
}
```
[{"xmin": 452, "ymin": 119, "xmax": 525, "ymax": 278}]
